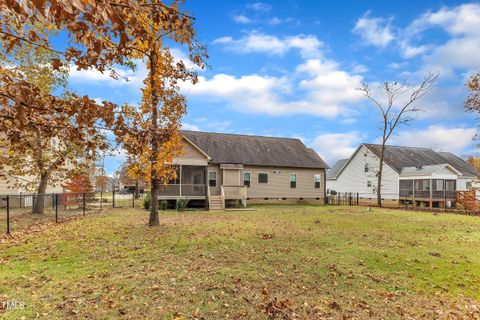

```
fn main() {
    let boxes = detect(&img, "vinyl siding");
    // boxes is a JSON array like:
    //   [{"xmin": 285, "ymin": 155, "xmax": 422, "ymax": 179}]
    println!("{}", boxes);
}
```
[
  {"xmin": 173, "ymin": 139, "xmax": 209, "ymax": 166},
  {"xmin": 207, "ymin": 165, "xmax": 223, "ymax": 195},
  {"xmin": 326, "ymin": 145, "xmax": 399, "ymax": 199},
  {"xmin": 240, "ymin": 166, "xmax": 325, "ymax": 199}
]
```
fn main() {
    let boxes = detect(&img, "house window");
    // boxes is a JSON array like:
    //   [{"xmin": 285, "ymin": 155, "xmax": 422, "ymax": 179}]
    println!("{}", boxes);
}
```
[
  {"xmin": 243, "ymin": 172, "xmax": 251, "ymax": 188},
  {"xmin": 367, "ymin": 181, "xmax": 372, "ymax": 188},
  {"xmin": 466, "ymin": 181, "xmax": 473, "ymax": 189},
  {"xmin": 258, "ymin": 173, "xmax": 268, "ymax": 184},
  {"xmin": 314, "ymin": 174, "xmax": 321, "ymax": 188},
  {"xmin": 208, "ymin": 172, "xmax": 217, "ymax": 187},
  {"xmin": 290, "ymin": 174, "xmax": 296, "ymax": 188},
  {"xmin": 364, "ymin": 163, "xmax": 369, "ymax": 172}
]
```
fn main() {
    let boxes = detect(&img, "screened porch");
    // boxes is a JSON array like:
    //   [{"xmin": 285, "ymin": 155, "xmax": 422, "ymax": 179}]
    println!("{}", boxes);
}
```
[
  {"xmin": 157, "ymin": 165, "xmax": 207, "ymax": 199},
  {"xmin": 399, "ymin": 179, "xmax": 457, "ymax": 200}
]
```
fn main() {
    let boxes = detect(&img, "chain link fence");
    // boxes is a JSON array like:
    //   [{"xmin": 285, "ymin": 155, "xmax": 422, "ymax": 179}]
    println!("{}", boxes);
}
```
[{"xmin": 0, "ymin": 191, "xmax": 136, "ymax": 234}]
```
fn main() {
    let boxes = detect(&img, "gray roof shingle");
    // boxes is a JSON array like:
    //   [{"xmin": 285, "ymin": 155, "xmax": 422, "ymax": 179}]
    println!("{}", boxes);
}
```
[
  {"xmin": 182, "ymin": 130, "xmax": 328, "ymax": 169},
  {"xmin": 364, "ymin": 144, "xmax": 478, "ymax": 177},
  {"xmin": 326, "ymin": 159, "xmax": 349, "ymax": 180}
]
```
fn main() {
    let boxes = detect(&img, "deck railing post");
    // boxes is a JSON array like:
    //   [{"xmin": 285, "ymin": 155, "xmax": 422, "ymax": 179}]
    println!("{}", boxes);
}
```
[
  {"xmin": 55, "ymin": 194, "xmax": 58, "ymax": 223},
  {"xmin": 83, "ymin": 193, "xmax": 86, "ymax": 216},
  {"xmin": 6, "ymin": 195, "xmax": 10, "ymax": 234}
]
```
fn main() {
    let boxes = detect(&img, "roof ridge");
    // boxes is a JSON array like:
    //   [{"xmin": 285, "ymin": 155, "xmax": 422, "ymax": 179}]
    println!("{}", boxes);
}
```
[
  {"xmin": 363, "ymin": 143, "xmax": 436, "ymax": 151},
  {"xmin": 182, "ymin": 130, "xmax": 303, "ymax": 142}
]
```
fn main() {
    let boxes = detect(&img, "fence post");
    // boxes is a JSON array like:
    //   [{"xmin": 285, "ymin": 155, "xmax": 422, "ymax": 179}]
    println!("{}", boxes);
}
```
[
  {"xmin": 55, "ymin": 194, "xmax": 58, "ymax": 223},
  {"xmin": 356, "ymin": 193, "xmax": 359, "ymax": 205},
  {"xmin": 83, "ymin": 193, "xmax": 86, "ymax": 216},
  {"xmin": 112, "ymin": 190, "xmax": 115, "ymax": 208},
  {"xmin": 100, "ymin": 190, "xmax": 103, "ymax": 211},
  {"xmin": 6, "ymin": 195, "xmax": 10, "ymax": 234},
  {"xmin": 132, "ymin": 193, "xmax": 135, "ymax": 208}
]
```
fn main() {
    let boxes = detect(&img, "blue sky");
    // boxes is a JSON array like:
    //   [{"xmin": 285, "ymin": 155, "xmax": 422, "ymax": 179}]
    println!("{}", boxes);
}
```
[{"xmin": 66, "ymin": 1, "xmax": 480, "ymax": 175}]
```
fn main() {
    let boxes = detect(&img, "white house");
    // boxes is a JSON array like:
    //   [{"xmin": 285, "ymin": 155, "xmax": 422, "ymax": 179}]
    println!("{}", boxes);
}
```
[{"xmin": 326, "ymin": 144, "xmax": 478, "ymax": 208}]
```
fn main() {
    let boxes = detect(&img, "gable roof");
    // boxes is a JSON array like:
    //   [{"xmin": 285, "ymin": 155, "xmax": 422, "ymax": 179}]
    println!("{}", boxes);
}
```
[
  {"xmin": 326, "ymin": 159, "xmax": 349, "ymax": 180},
  {"xmin": 400, "ymin": 164, "xmax": 461, "ymax": 176},
  {"xmin": 181, "ymin": 130, "xmax": 328, "ymax": 169},
  {"xmin": 363, "ymin": 144, "xmax": 478, "ymax": 177}
]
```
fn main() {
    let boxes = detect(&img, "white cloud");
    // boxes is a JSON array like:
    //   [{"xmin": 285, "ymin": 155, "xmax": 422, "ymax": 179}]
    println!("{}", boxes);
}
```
[
  {"xmin": 213, "ymin": 32, "xmax": 323, "ymax": 58},
  {"xmin": 267, "ymin": 17, "xmax": 282, "ymax": 25},
  {"xmin": 69, "ymin": 60, "xmax": 147, "ymax": 90},
  {"xmin": 352, "ymin": 64, "xmax": 368, "ymax": 74},
  {"xmin": 247, "ymin": 2, "xmax": 272, "ymax": 12},
  {"xmin": 182, "ymin": 56, "xmax": 364, "ymax": 118},
  {"xmin": 393, "ymin": 4, "xmax": 480, "ymax": 71},
  {"xmin": 181, "ymin": 123, "xmax": 200, "ymax": 131},
  {"xmin": 391, "ymin": 125, "xmax": 476, "ymax": 154},
  {"xmin": 232, "ymin": 14, "xmax": 253, "ymax": 24},
  {"xmin": 353, "ymin": 13, "xmax": 395, "ymax": 48},
  {"xmin": 311, "ymin": 132, "xmax": 364, "ymax": 165}
]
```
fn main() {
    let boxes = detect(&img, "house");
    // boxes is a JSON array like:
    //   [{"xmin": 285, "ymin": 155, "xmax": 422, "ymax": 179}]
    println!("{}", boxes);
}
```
[
  {"xmin": 326, "ymin": 143, "xmax": 478, "ymax": 208},
  {"xmin": 159, "ymin": 130, "xmax": 329, "ymax": 209}
]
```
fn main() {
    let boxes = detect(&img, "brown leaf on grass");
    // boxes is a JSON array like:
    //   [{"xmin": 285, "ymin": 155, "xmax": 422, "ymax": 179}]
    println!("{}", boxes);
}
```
[
  {"xmin": 261, "ymin": 287, "xmax": 293, "ymax": 319},
  {"xmin": 429, "ymin": 252, "xmax": 442, "ymax": 257},
  {"xmin": 328, "ymin": 300, "xmax": 341, "ymax": 310},
  {"xmin": 262, "ymin": 234, "xmax": 275, "ymax": 240}
]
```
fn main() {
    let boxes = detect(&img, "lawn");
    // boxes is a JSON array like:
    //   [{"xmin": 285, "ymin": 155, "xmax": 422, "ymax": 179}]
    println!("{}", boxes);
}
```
[{"xmin": 1, "ymin": 205, "xmax": 480, "ymax": 319}]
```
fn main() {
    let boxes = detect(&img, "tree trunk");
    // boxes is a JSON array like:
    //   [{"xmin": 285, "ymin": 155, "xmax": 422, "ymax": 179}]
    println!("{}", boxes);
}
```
[
  {"xmin": 148, "ymin": 45, "xmax": 160, "ymax": 226},
  {"xmin": 32, "ymin": 172, "xmax": 49, "ymax": 214},
  {"xmin": 377, "ymin": 143, "xmax": 386, "ymax": 207}
]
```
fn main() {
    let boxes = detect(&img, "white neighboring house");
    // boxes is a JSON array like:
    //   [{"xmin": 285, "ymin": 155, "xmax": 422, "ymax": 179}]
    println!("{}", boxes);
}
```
[{"xmin": 326, "ymin": 144, "xmax": 478, "ymax": 208}]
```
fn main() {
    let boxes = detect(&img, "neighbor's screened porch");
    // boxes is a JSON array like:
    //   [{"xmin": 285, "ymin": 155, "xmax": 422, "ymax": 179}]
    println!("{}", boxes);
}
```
[{"xmin": 399, "ymin": 179, "xmax": 456, "ymax": 200}]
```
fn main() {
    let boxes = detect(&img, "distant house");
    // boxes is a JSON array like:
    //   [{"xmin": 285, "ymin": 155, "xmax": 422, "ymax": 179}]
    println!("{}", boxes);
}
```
[
  {"xmin": 159, "ymin": 131, "xmax": 328, "ymax": 209},
  {"xmin": 326, "ymin": 144, "xmax": 478, "ymax": 208}
]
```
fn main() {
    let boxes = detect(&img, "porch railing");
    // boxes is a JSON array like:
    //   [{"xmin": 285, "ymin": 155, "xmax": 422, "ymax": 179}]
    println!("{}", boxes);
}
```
[
  {"xmin": 158, "ymin": 184, "xmax": 206, "ymax": 197},
  {"xmin": 399, "ymin": 189, "xmax": 457, "ymax": 199},
  {"xmin": 221, "ymin": 185, "xmax": 247, "ymax": 207}
]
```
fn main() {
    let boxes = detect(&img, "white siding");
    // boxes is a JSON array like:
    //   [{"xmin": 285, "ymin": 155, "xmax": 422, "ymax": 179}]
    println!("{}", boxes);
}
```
[{"xmin": 326, "ymin": 145, "xmax": 399, "ymax": 199}]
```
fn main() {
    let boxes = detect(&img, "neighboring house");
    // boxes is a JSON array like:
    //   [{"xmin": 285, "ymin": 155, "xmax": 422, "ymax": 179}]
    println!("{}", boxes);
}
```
[
  {"xmin": 95, "ymin": 175, "xmax": 115, "ymax": 193},
  {"xmin": 0, "ymin": 171, "xmax": 65, "ymax": 195},
  {"xmin": 327, "ymin": 144, "xmax": 478, "ymax": 208},
  {"xmin": 160, "ymin": 130, "xmax": 329, "ymax": 209}
]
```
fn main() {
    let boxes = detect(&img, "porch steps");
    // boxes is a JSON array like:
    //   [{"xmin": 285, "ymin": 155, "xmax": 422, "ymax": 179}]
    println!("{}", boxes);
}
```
[
  {"xmin": 456, "ymin": 190, "xmax": 480, "ymax": 212},
  {"xmin": 209, "ymin": 195, "xmax": 224, "ymax": 211}
]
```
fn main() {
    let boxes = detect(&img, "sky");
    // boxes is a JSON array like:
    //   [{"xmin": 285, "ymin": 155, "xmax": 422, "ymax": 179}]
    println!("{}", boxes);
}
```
[{"xmin": 66, "ymin": 0, "xmax": 480, "ymax": 175}]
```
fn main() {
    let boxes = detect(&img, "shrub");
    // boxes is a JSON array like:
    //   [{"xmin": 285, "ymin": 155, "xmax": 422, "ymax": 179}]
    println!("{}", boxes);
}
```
[
  {"xmin": 160, "ymin": 200, "xmax": 168, "ymax": 211},
  {"xmin": 176, "ymin": 199, "xmax": 189, "ymax": 212},
  {"xmin": 330, "ymin": 190, "xmax": 337, "ymax": 196},
  {"xmin": 143, "ymin": 191, "xmax": 151, "ymax": 210}
]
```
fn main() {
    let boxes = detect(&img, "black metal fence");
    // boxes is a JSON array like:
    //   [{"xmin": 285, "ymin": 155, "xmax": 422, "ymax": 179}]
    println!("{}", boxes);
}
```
[
  {"xmin": 0, "ymin": 191, "xmax": 136, "ymax": 234},
  {"xmin": 327, "ymin": 192, "xmax": 359, "ymax": 206}
]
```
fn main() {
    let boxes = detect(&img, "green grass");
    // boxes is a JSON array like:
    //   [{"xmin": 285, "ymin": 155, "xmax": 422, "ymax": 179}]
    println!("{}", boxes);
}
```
[{"xmin": 1, "ymin": 205, "xmax": 480, "ymax": 319}]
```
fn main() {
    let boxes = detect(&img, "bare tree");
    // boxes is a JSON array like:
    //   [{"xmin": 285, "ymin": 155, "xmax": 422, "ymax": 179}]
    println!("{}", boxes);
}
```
[{"xmin": 357, "ymin": 72, "xmax": 439, "ymax": 206}]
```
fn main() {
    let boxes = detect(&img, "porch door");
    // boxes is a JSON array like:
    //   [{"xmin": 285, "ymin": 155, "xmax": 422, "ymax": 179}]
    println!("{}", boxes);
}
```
[
  {"xmin": 192, "ymin": 172, "xmax": 202, "ymax": 193},
  {"xmin": 223, "ymin": 169, "xmax": 241, "ymax": 186}
]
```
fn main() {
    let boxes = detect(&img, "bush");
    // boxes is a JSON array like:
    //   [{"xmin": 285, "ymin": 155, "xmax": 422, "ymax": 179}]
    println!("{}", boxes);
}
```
[
  {"xmin": 176, "ymin": 199, "xmax": 189, "ymax": 212},
  {"xmin": 330, "ymin": 190, "xmax": 337, "ymax": 196},
  {"xmin": 160, "ymin": 200, "xmax": 168, "ymax": 211},
  {"xmin": 143, "ymin": 191, "xmax": 151, "ymax": 210}
]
